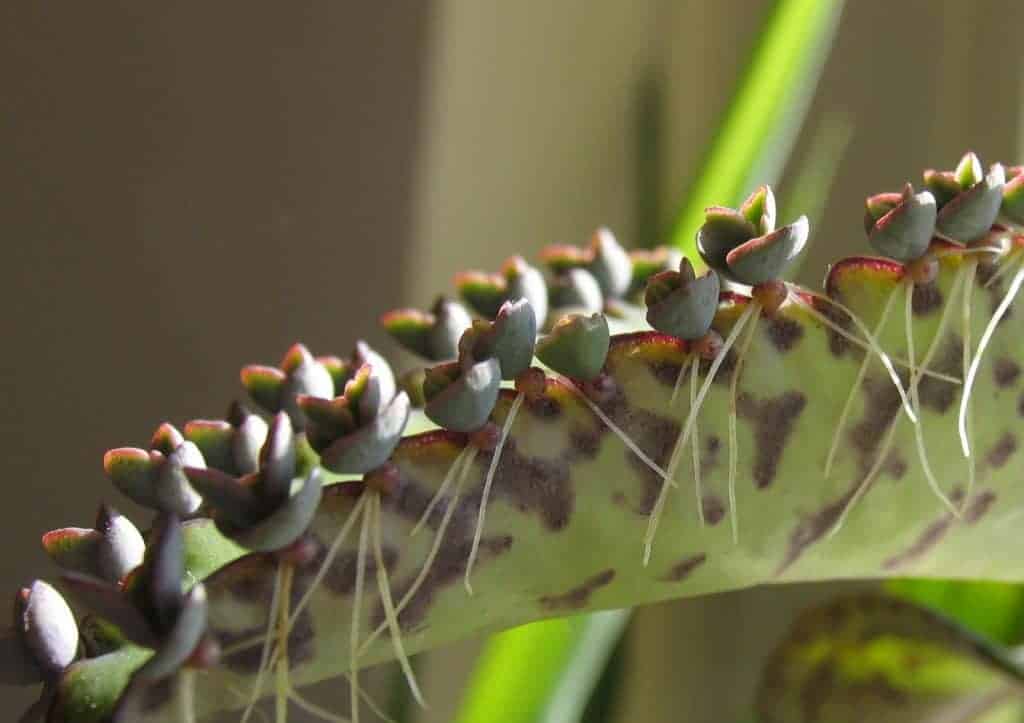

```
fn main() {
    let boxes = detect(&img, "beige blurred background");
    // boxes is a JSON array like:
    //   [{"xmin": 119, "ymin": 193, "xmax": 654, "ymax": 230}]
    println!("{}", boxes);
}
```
[{"xmin": 2, "ymin": 1, "xmax": 1023, "ymax": 720}]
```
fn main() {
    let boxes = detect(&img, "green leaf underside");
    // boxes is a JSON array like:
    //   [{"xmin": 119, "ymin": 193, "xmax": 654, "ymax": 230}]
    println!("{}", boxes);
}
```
[
  {"xmin": 52, "ymin": 251, "xmax": 1024, "ymax": 720},
  {"xmin": 756, "ymin": 594, "xmax": 1024, "ymax": 723}
]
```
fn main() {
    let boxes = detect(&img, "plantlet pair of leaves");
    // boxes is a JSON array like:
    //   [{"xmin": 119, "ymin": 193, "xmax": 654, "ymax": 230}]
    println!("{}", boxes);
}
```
[
  {"xmin": 61, "ymin": 515, "xmax": 212, "ymax": 684},
  {"xmin": 421, "ymin": 298, "xmax": 537, "ymax": 432},
  {"xmin": 865, "ymin": 152, "xmax": 1007, "ymax": 262},
  {"xmin": 697, "ymin": 185, "xmax": 809, "ymax": 286},
  {"xmin": 104, "ymin": 423, "xmax": 207, "ymax": 516},
  {"xmin": 455, "ymin": 255, "xmax": 549, "ymax": 327},
  {"xmin": 185, "ymin": 413, "xmax": 323, "ymax": 553}
]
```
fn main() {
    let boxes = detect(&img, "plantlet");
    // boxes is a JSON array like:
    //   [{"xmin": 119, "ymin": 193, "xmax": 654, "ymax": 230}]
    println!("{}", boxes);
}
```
[{"xmin": 2, "ymin": 152, "xmax": 1023, "ymax": 723}]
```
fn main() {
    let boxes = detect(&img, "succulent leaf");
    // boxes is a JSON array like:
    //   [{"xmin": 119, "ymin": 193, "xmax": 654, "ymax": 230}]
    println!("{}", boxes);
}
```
[
  {"xmin": 462, "ymin": 298, "xmax": 538, "ymax": 380},
  {"xmin": 725, "ymin": 215, "xmax": 809, "ymax": 285},
  {"xmin": 44, "ymin": 506, "xmax": 145, "ymax": 582},
  {"xmin": 27, "ymin": 239, "xmax": 1024, "ymax": 722},
  {"xmin": 696, "ymin": 206, "xmax": 758, "ymax": 271},
  {"xmin": 549, "ymin": 267, "xmax": 604, "ymax": 315},
  {"xmin": 229, "ymin": 471, "xmax": 323, "ymax": 551},
  {"xmin": 627, "ymin": 246, "xmax": 684, "ymax": 299},
  {"xmin": 926, "ymin": 155, "xmax": 1006, "ymax": 242},
  {"xmin": 455, "ymin": 270, "xmax": 507, "ymax": 318},
  {"xmin": 865, "ymin": 186, "xmax": 937, "ymax": 262},
  {"xmin": 15, "ymin": 581, "xmax": 78, "ymax": 680},
  {"xmin": 535, "ymin": 312, "xmax": 610, "ymax": 380},
  {"xmin": 134, "ymin": 584, "xmax": 207, "ymax": 681},
  {"xmin": 318, "ymin": 390, "xmax": 412, "ymax": 473},
  {"xmin": 381, "ymin": 297, "xmax": 473, "ymax": 361},
  {"xmin": 586, "ymin": 227, "xmax": 633, "ymax": 298},
  {"xmin": 503, "ymin": 256, "xmax": 549, "ymax": 328},
  {"xmin": 424, "ymin": 356, "xmax": 502, "ymax": 432},
  {"xmin": 644, "ymin": 259, "xmax": 721, "ymax": 340}
]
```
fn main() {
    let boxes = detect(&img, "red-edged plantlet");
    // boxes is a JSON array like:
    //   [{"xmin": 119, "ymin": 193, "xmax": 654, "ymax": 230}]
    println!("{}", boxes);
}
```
[
  {"xmin": 241, "ymin": 343, "xmax": 337, "ymax": 431},
  {"xmin": 42, "ymin": 504, "xmax": 145, "ymax": 583},
  {"xmin": 296, "ymin": 352, "xmax": 423, "ymax": 720},
  {"xmin": 184, "ymin": 402, "xmax": 269, "ymax": 478},
  {"xmin": 455, "ymin": 255, "xmax": 549, "ymax": 329},
  {"xmin": 626, "ymin": 245, "xmax": 684, "ymax": 301},
  {"xmin": 642, "ymin": 257, "xmax": 722, "ymax": 559},
  {"xmin": 451, "ymin": 299, "xmax": 539, "ymax": 593},
  {"xmin": 691, "ymin": 185, "xmax": 811, "ymax": 542},
  {"xmin": 542, "ymin": 228, "xmax": 634, "ymax": 300},
  {"xmin": 540, "ymin": 229, "xmax": 636, "ymax": 324},
  {"xmin": 415, "ymin": 299, "xmax": 542, "ymax": 595},
  {"xmin": 839, "ymin": 153, "xmax": 1010, "ymax": 531},
  {"xmin": 300, "ymin": 366, "xmax": 411, "ymax": 477},
  {"xmin": 103, "ymin": 422, "xmax": 207, "ymax": 516},
  {"xmin": 380, "ymin": 296, "xmax": 473, "ymax": 362},
  {"xmin": 949, "ymin": 156, "xmax": 1024, "ymax": 487},
  {"xmin": 60, "ymin": 514, "xmax": 216, "ymax": 721},
  {"xmin": 185, "ymin": 411, "xmax": 331, "ymax": 720},
  {"xmin": 184, "ymin": 413, "xmax": 323, "ymax": 555},
  {"xmin": 925, "ymin": 151, "xmax": 1006, "ymax": 244},
  {"xmin": 0, "ymin": 581, "xmax": 79, "ymax": 720}
]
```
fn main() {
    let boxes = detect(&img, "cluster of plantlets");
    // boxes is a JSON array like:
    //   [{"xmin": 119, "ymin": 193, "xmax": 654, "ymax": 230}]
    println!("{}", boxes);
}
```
[{"xmin": 2, "ymin": 152, "xmax": 1023, "ymax": 722}]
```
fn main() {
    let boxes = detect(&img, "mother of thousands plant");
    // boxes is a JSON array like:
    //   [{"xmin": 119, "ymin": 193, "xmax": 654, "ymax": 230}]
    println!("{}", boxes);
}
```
[{"xmin": 2, "ymin": 152, "xmax": 1023, "ymax": 722}]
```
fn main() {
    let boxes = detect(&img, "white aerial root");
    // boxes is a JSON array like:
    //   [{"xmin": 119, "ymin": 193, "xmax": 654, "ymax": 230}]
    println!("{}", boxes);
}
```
[
  {"xmin": 827, "ymin": 420, "xmax": 899, "ymax": 538},
  {"xmin": 904, "ymin": 277, "xmax": 961, "ymax": 516},
  {"xmin": 570, "ymin": 379, "xmax": 674, "ymax": 484},
  {"xmin": 287, "ymin": 678, "xmax": 398, "ymax": 723},
  {"xmin": 274, "ymin": 565, "xmax": 294, "ymax": 723},
  {"xmin": 642, "ymin": 303, "xmax": 758, "ymax": 563},
  {"xmin": 180, "ymin": 669, "xmax": 197, "ymax": 723},
  {"xmin": 370, "ymin": 494, "xmax": 426, "ymax": 708},
  {"xmin": 240, "ymin": 563, "xmax": 284, "ymax": 723},
  {"xmin": 358, "ymin": 448, "xmax": 474, "ymax": 656},
  {"xmin": 961, "ymin": 259, "xmax": 977, "ymax": 502},
  {"xmin": 959, "ymin": 253, "xmax": 1024, "ymax": 458},
  {"xmin": 287, "ymin": 688, "xmax": 352, "ymax": 723},
  {"xmin": 689, "ymin": 360, "xmax": 704, "ymax": 526},
  {"xmin": 350, "ymin": 500, "xmax": 371, "ymax": 723},
  {"xmin": 410, "ymin": 447, "xmax": 470, "ymax": 537},
  {"xmin": 819, "ymin": 288, "xmax": 898, "ymax": 478},
  {"xmin": 829, "ymin": 270, "xmax": 966, "ymax": 536},
  {"xmin": 465, "ymin": 392, "xmax": 524, "ymax": 595},
  {"xmin": 726, "ymin": 303, "xmax": 762, "ymax": 544},
  {"xmin": 792, "ymin": 294, "xmax": 960, "ymax": 384},
  {"xmin": 669, "ymin": 356, "xmax": 692, "ymax": 406},
  {"xmin": 790, "ymin": 289, "xmax": 918, "ymax": 424}
]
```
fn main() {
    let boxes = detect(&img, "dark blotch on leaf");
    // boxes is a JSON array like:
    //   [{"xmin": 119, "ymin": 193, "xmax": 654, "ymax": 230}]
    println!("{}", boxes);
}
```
[
  {"xmin": 736, "ymin": 390, "xmax": 807, "ymax": 489},
  {"xmin": 765, "ymin": 316, "xmax": 804, "ymax": 352},
  {"xmin": 660, "ymin": 554, "xmax": 707, "ymax": 583},
  {"xmin": 539, "ymin": 569, "xmax": 615, "ymax": 611},
  {"xmin": 985, "ymin": 433, "xmax": 1017, "ymax": 469},
  {"xmin": 994, "ymin": 358, "xmax": 1021, "ymax": 388},
  {"xmin": 917, "ymin": 336, "xmax": 962, "ymax": 414},
  {"xmin": 910, "ymin": 281, "xmax": 943, "ymax": 316}
]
